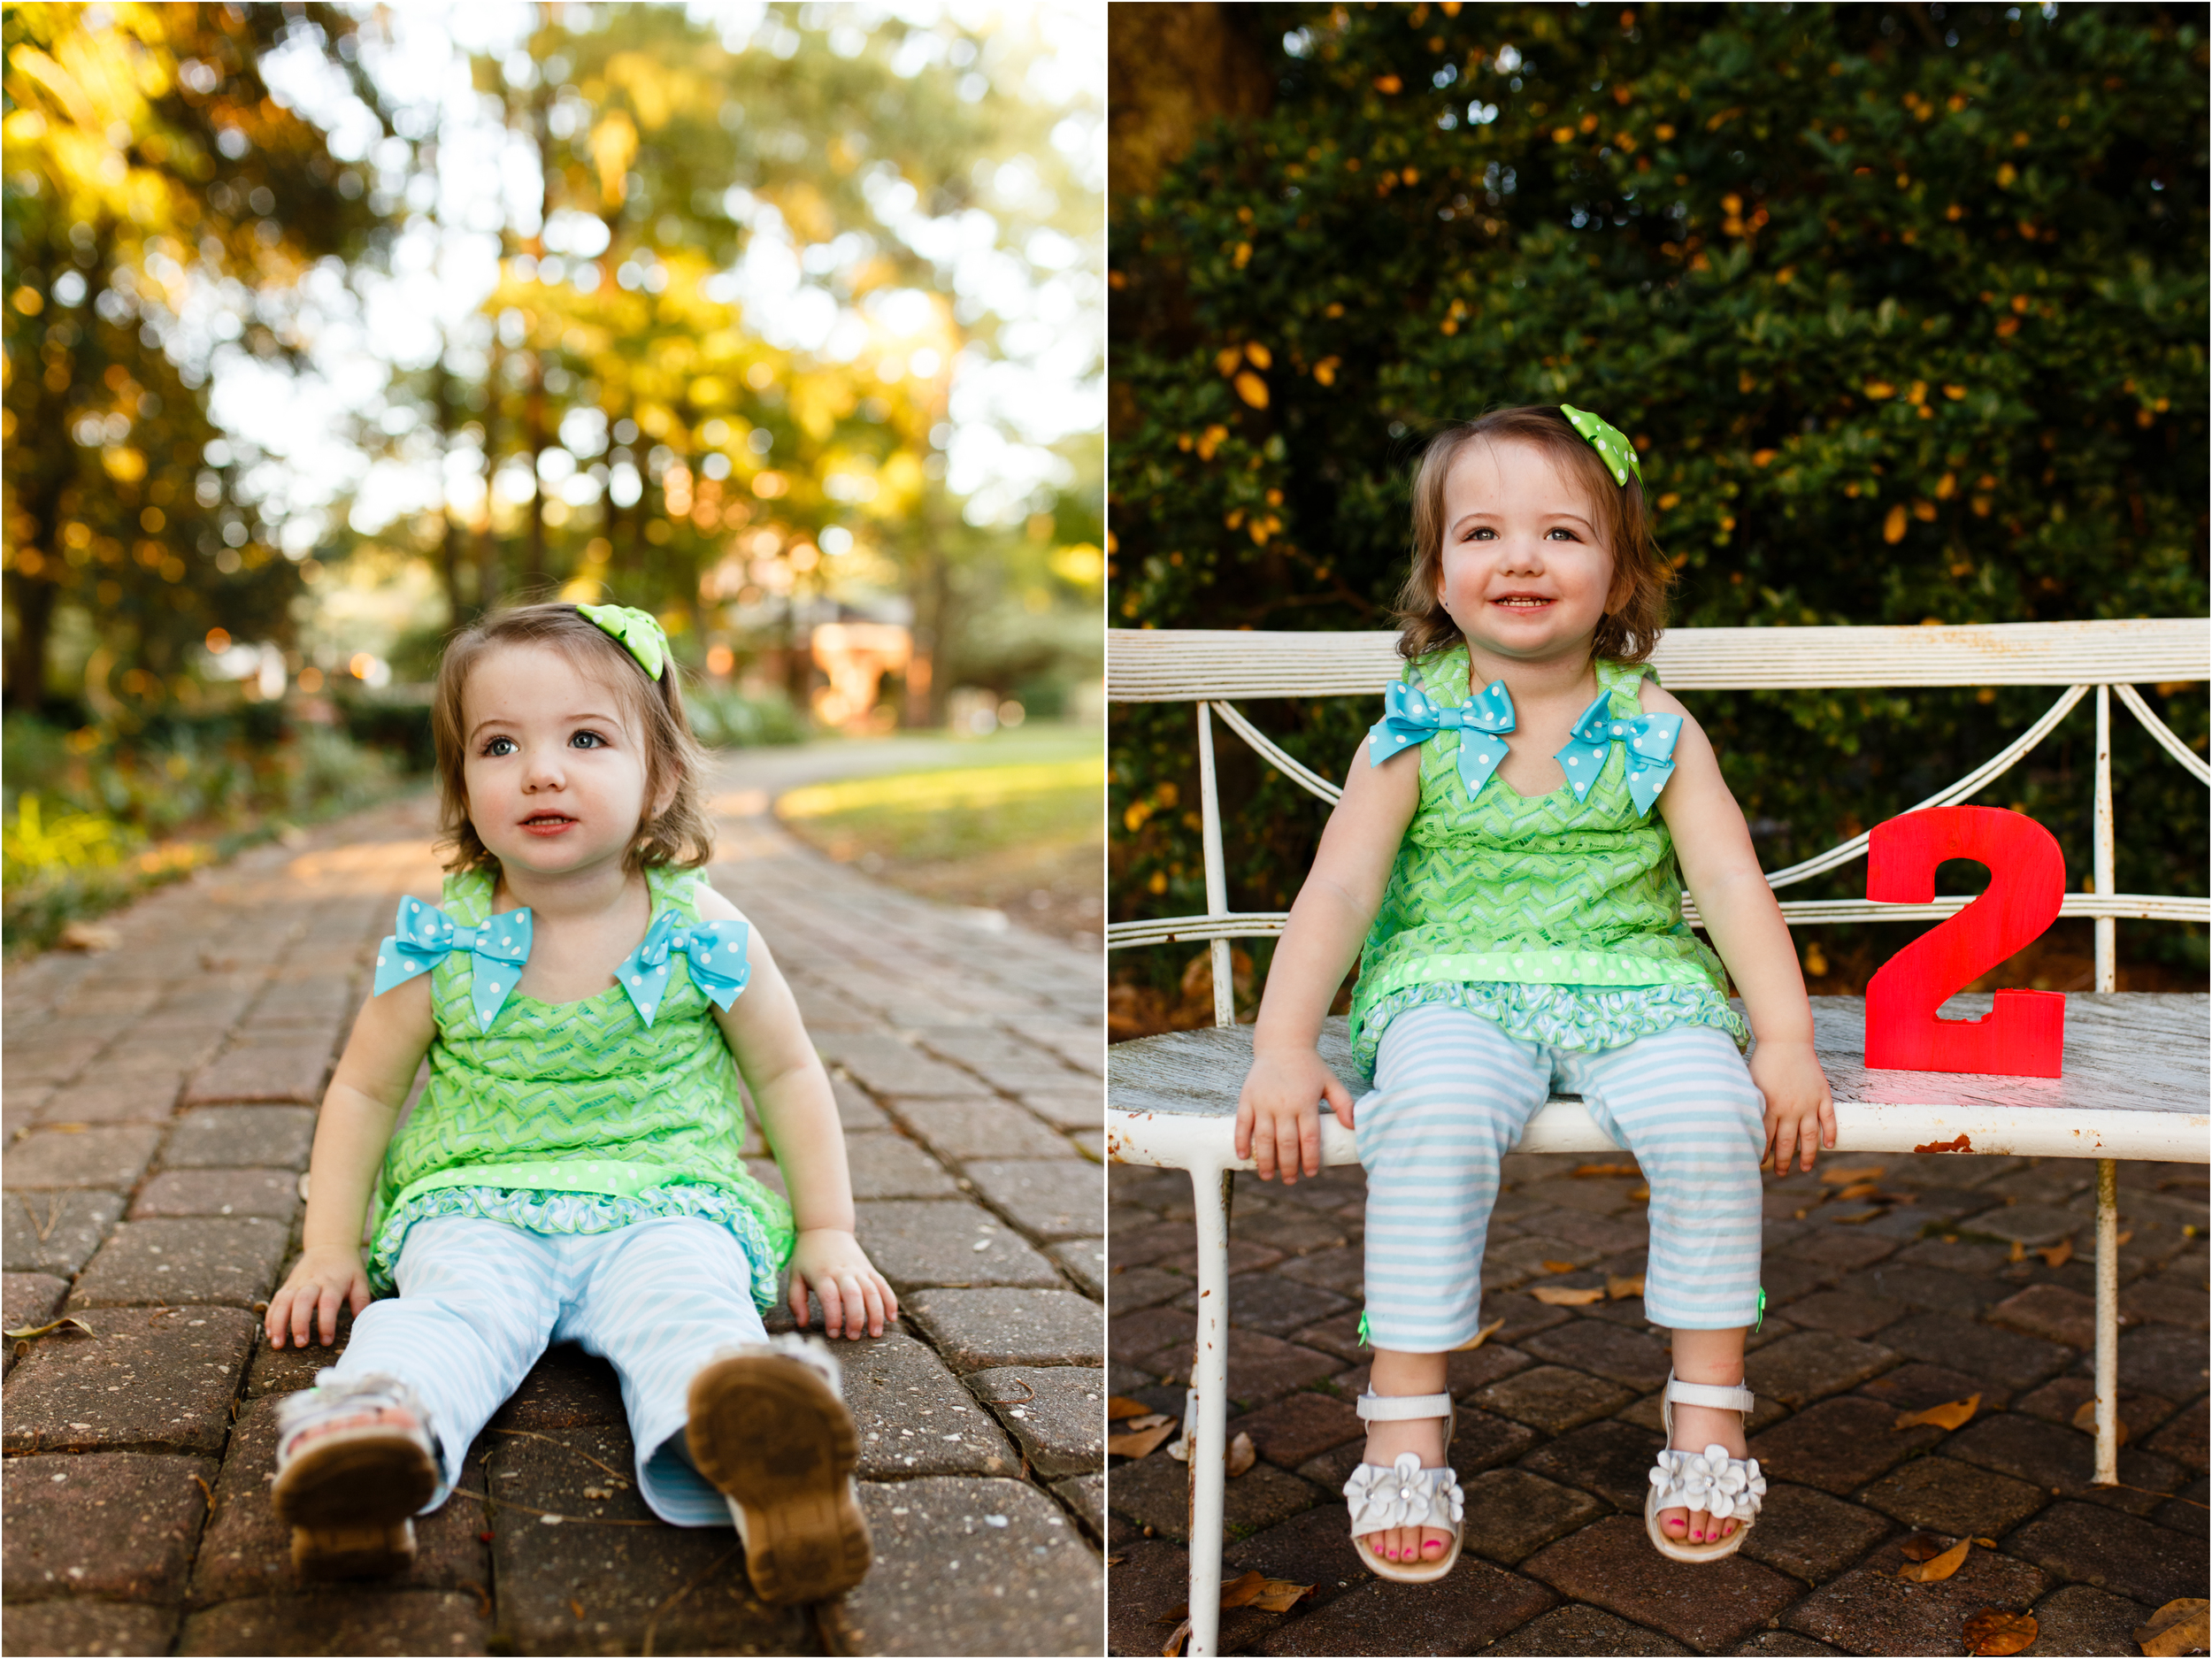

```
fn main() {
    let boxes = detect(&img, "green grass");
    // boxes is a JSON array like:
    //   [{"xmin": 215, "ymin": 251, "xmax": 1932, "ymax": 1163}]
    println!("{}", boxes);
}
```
[{"xmin": 774, "ymin": 726, "xmax": 1103, "ymax": 934}]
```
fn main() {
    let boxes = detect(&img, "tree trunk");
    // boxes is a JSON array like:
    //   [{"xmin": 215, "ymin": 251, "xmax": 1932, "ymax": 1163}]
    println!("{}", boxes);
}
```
[
  {"xmin": 5, "ymin": 573, "xmax": 58, "ymax": 711},
  {"xmin": 479, "ymin": 339, "xmax": 504, "ymax": 612},
  {"xmin": 432, "ymin": 356, "xmax": 466, "ymax": 626},
  {"xmin": 523, "ymin": 349, "xmax": 546, "ymax": 596}
]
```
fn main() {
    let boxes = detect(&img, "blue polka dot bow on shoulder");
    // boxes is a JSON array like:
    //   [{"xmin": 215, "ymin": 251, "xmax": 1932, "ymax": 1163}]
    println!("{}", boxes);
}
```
[
  {"xmin": 613, "ymin": 910, "xmax": 751, "ymax": 1026},
  {"xmin": 1555, "ymin": 692, "xmax": 1682, "ymax": 817},
  {"xmin": 373, "ymin": 896, "xmax": 534, "ymax": 1031},
  {"xmin": 1368, "ymin": 677, "xmax": 1518, "ymax": 796}
]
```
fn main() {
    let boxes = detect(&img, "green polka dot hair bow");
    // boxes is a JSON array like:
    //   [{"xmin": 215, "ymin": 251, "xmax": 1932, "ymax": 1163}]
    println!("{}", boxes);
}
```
[
  {"xmin": 577, "ymin": 603, "xmax": 667, "ymax": 680},
  {"xmin": 1560, "ymin": 404, "xmax": 1642, "ymax": 488},
  {"xmin": 373, "ymin": 895, "xmax": 533, "ymax": 1032}
]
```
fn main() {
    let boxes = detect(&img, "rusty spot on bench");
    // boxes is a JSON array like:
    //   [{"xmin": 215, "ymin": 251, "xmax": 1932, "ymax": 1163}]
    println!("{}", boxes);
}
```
[{"xmin": 1915, "ymin": 1133, "xmax": 1973, "ymax": 1154}]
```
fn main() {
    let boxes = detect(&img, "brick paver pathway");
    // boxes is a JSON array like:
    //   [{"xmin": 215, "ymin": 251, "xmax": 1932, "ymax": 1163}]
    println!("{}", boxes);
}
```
[
  {"xmin": 1106, "ymin": 1147, "xmax": 2207, "ymax": 1655},
  {"xmin": 2, "ymin": 740, "xmax": 1104, "ymax": 1656}
]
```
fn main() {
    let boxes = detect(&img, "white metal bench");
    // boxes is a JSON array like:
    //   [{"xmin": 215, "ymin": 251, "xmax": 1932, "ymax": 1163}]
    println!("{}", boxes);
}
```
[{"xmin": 1106, "ymin": 618, "xmax": 2210, "ymax": 1658}]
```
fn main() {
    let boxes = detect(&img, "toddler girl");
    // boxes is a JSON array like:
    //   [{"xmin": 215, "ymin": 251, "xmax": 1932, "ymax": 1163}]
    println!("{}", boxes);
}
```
[
  {"xmin": 264, "ymin": 601, "xmax": 894, "ymax": 1604},
  {"xmin": 1236, "ymin": 406, "xmax": 1835, "ymax": 1581}
]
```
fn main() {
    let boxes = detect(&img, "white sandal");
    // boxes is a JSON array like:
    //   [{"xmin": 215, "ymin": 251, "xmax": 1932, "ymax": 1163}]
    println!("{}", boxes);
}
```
[
  {"xmin": 1341, "ymin": 1391, "xmax": 1464, "ymax": 1584},
  {"xmin": 272, "ymin": 1370, "xmax": 440, "ymax": 1579},
  {"xmin": 1645, "ymin": 1372, "xmax": 1767, "ymax": 1563}
]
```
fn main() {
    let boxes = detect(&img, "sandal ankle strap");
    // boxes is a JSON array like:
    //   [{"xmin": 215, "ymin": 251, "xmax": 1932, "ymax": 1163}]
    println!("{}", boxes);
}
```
[
  {"xmin": 1356, "ymin": 1390, "xmax": 1454, "ymax": 1422},
  {"xmin": 1665, "ymin": 1378, "xmax": 1755, "ymax": 1412}
]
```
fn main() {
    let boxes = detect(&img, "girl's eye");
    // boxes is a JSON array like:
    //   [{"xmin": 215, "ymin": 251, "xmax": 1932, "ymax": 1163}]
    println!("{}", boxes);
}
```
[
  {"xmin": 481, "ymin": 735, "xmax": 516, "ymax": 757},
  {"xmin": 570, "ymin": 731, "xmax": 605, "ymax": 749},
  {"xmin": 1546, "ymin": 526, "xmax": 1579, "ymax": 541},
  {"xmin": 1468, "ymin": 526, "xmax": 1494, "ymax": 540}
]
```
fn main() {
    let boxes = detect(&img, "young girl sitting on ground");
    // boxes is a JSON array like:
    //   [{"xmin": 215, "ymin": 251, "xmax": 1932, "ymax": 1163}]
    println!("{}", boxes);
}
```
[
  {"xmin": 1236, "ymin": 405, "xmax": 1835, "ymax": 1581},
  {"xmin": 264, "ymin": 601, "xmax": 894, "ymax": 1604}
]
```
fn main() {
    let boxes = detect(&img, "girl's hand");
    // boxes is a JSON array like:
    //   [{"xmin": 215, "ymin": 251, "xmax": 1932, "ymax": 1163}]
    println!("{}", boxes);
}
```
[
  {"xmin": 788, "ymin": 1228, "xmax": 896, "ymax": 1340},
  {"xmin": 1753, "ymin": 1040, "xmax": 1837, "ymax": 1174},
  {"xmin": 1235, "ymin": 1048, "xmax": 1356, "ymax": 1184},
  {"xmin": 266, "ymin": 1245, "xmax": 372, "ymax": 1348}
]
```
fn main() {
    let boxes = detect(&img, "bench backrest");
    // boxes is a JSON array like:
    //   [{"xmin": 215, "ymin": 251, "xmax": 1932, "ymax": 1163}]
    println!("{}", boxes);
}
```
[{"xmin": 1108, "ymin": 619, "xmax": 2211, "ymax": 1025}]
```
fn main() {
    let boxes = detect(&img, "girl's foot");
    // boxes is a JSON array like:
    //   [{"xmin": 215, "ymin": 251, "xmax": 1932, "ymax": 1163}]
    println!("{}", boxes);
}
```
[
  {"xmin": 273, "ymin": 1371, "xmax": 440, "ymax": 1579},
  {"xmin": 1654, "ymin": 1399, "xmax": 1748, "ymax": 1546},
  {"xmin": 1356, "ymin": 1413, "xmax": 1454, "ymax": 1566},
  {"xmin": 1646, "ymin": 1373, "xmax": 1766, "ymax": 1562},
  {"xmin": 687, "ymin": 1336, "xmax": 872, "ymax": 1604}
]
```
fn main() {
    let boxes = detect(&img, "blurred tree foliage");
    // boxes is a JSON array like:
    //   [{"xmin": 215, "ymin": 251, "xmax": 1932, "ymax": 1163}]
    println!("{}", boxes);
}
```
[
  {"xmin": 4, "ymin": 4, "xmax": 1102, "ymax": 732},
  {"xmin": 1109, "ymin": 1, "xmax": 2208, "ymax": 990},
  {"xmin": 2, "ymin": 1, "xmax": 382, "ymax": 714}
]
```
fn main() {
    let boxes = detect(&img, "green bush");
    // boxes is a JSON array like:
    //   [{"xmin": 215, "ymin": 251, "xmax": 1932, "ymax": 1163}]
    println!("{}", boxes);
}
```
[
  {"xmin": 1110, "ymin": 3, "xmax": 2207, "ymax": 987},
  {"xmin": 687, "ymin": 685, "xmax": 807, "ymax": 749}
]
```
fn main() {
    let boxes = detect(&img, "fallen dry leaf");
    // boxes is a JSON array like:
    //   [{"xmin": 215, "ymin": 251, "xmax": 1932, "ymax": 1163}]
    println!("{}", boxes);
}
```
[
  {"xmin": 2008, "ymin": 1240, "xmax": 2026, "ymax": 1263},
  {"xmin": 1107, "ymin": 1396, "xmax": 1153, "ymax": 1420},
  {"xmin": 1540, "ymin": 1259, "xmax": 1578, "ymax": 1274},
  {"xmin": 1627, "ymin": 1185, "xmax": 1651, "ymax": 1202},
  {"xmin": 1895, "ymin": 1394, "xmax": 1980, "ymax": 1432},
  {"xmin": 1833, "ymin": 1180, "xmax": 1886, "ymax": 1202},
  {"xmin": 1225, "ymin": 1432, "xmax": 1256, "ymax": 1479},
  {"xmin": 1897, "ymin": 1538, "xmax": 1972, "ymax": 1582},
  {"xmin": 1109, "ymin": 1417, "xmax": 1179, "ymax": 1460},
  {"xmin": 57, "ymin": 919, "xmax": 119, "ymax": 951},
  {"xmin": 2, "ymin": 1315, "xmax": 96, "ymax": 1341},
  {"xmin": 1607, "ymin": 1273, "xmax": 1646, "ymax": 1301},
  {"xmin": 1962, "ymin": 1609, "xmax": 2038, "ymax": 1655},
  {"xmin": 1454, "ymin": 1317, "xmax": 1506, "ymax": 1351},
  {"xmin": 2136, "ymin": 1598, "xmax": 2210, "ymax": 1657},
  {"xmin": 1833, "ymin": 1208, "xmax": 1886, "ymax": 1225},
  {"xmin": 2039, "ymin": 1236, "xmax": 2075, "ymax": 1268},
  {"xmin": 2116, "ymin": 1230, "xmax": 2133, "ymax": 1246},
  {"xmin": 1532, "ymin": 1285, "xmax": 1606, "ymax": 1306},
  {"xmin": 2070, "ymin": 1398, "xmax": 2131, "ymax": 1445},
  {"xmin": 1898, "ymin": 1532, "xmax": 1952, "ymax": 1563},
  {"xmin": 1161, "ymin": 1617, "xmax": 1192, "ymax": 1657},
  {"xmin": 1571, "ymin": 1162, "xmax": 1640, "ymax": 1179},
  {"xmin": 1820, "ymin": 1164, "xmax": 1887, "ymax": 1186},
  {"xmin": 1219, "ymin": 1569, "xmax": 1316, "ymax": 1613}
]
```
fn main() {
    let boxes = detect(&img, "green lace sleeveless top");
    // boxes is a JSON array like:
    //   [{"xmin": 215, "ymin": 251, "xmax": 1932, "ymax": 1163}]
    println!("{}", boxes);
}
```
[
  {"xmin": 366, "ymin": 863, "xmax": 795, "ymax": 1307},
  {"xmin": 1348, "ymin": 649, "xmax": 1744, "ymax": 1071}
]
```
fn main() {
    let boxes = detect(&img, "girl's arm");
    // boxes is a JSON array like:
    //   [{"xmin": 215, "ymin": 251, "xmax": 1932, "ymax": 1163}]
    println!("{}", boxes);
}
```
[
  {"xmin": 1236, "ymin": 733, "xmax": 1421, "ymax": 1183},
  {"xmin": 1644, "ymin": 683, "xmax": 1837, "ymax": 1172},
  {"xmin": 697, "ymin": 883, "xmax": 895, "ymax": 1340},
  {"xmin": 266, "ymin": 972, "xmax": 435, "ymax": 1347}
]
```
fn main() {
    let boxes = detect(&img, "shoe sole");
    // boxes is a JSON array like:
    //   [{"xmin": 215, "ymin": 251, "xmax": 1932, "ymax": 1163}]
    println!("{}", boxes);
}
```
[
  {"xmin": 687, "ymin": 1355, "xmax": 871, "ymax": 1605},
  {"xmin": 273, "ymin": 1430, "xmax": 438, "ymax": 1579}
]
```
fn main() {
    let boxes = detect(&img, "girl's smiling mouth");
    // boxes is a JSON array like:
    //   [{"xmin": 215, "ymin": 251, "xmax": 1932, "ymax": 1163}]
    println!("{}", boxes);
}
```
[
  {"xmin": 1491, "ymin": 592, "xmax": 1556, "ymax": 610},
  {"xmin": 521, "ymin": 812, "xmax": 578, "ymax": 835}
]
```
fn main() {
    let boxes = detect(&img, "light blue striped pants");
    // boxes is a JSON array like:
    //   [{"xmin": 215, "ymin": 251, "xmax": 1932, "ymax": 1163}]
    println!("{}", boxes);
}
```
[
  {"xmin": 1358, "ymin": 1004, "xmax": 1766, "ymax": 1348},
  {"xmin": 328, "ymin": 1215, "xmax": 769, "ymax": 1527}
]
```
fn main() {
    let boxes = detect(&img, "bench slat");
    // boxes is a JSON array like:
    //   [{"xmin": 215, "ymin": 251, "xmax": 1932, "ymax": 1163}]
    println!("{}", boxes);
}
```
[
  {"xmin": 1109, "ymin": 619, "xmax": 2210, "ymax": 700},
  {"xmin": 1106, "ymin": 994, "xmax": 2210, "ymax": 1119}
]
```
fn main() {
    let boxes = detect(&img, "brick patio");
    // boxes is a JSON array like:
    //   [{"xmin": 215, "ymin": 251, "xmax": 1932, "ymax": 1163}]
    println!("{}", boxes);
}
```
[
  {"xmin": 1106, "ymin": 1145, "xmax": 2208, "ymax": 1655},
  {"xmin": 3, "ymin": 741, "xmax": 1104, "ymax": 1656}
]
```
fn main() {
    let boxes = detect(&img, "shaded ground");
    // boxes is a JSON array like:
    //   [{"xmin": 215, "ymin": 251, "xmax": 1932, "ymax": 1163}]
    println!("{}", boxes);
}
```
[
  {"xmin": 2, "ymin": 739, "xmax": 1106, "ymax": 1655},
  {"xmin": 1106, "ymin": 1149, "xmax": 2208, "ymax": 1656}
]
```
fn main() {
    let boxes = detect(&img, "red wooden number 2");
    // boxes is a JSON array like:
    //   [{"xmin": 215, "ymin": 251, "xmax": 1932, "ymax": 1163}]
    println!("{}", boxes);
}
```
[{"xmin": 1863, "ymin": 805, "xmax": 2067, "ymax": 1078}]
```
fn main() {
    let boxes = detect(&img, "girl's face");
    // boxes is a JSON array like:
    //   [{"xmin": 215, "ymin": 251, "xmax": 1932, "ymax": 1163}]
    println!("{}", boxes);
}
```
[
  {"xmin": 1434, "ymin": 438, "xmax": 1624, "ymax": 667},
  {"xmin": 460, "ymin": 643, "xmax": 667, "ymax": 879}
]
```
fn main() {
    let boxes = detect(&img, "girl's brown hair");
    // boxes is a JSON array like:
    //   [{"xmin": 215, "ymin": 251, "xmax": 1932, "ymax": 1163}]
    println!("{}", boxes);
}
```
[
  {"xmin": 1395, "ymin": 404, "xmax": 1674, "ymax": 664},
  {"xmin": 429, "ymin": 603, "xmax": 714, "ymax": 876}
]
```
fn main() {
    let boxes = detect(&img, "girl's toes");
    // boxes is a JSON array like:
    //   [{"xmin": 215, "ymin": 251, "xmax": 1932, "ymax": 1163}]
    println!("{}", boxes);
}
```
[
  {"xmin": 1659, "ymin": 1505, "xmax": 1688, "ymax": 1537},
  {"xmin": 1421, "ymin": 1527, "xmax": 1448, "ymax": 1556},
  {"xmin": 1688, "ymin": 1507, "xmax": 1713, "ymax": 1544}
]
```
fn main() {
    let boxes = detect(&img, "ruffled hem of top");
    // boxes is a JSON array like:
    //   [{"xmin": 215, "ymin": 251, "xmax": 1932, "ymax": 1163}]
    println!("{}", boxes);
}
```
[
  {"xmin": 366, "ymin": 1183, "xmax": 791, "ymax": 1310},
  {"xmin": 1352, "ymin": 979, "xmax": 1752, "ymax": 1079}
]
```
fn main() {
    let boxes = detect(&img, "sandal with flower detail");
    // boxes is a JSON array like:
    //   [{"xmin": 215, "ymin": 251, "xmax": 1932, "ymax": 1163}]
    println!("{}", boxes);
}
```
[
  {"xmin": 272, "ymin": 1371, "xmax": 440, "ymax": 1580},
  {"xmin": 1645, "ymin": 1372, "xmax": 1767, "ymax": 1563},
  {"xmin": 1341, "ymin": 1391, "xmax": 1464, "ymax": 1584}
]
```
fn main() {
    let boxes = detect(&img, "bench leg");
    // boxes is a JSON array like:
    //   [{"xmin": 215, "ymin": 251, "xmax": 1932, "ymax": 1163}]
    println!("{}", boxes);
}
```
[
  {"xmin": 2093, "ymin": 1157, "xmax": 2119, "ymax": 1486},
  {"xmin": 1185, "ymin": 1164, "xmax": 1232, "ymax": 1658}
]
